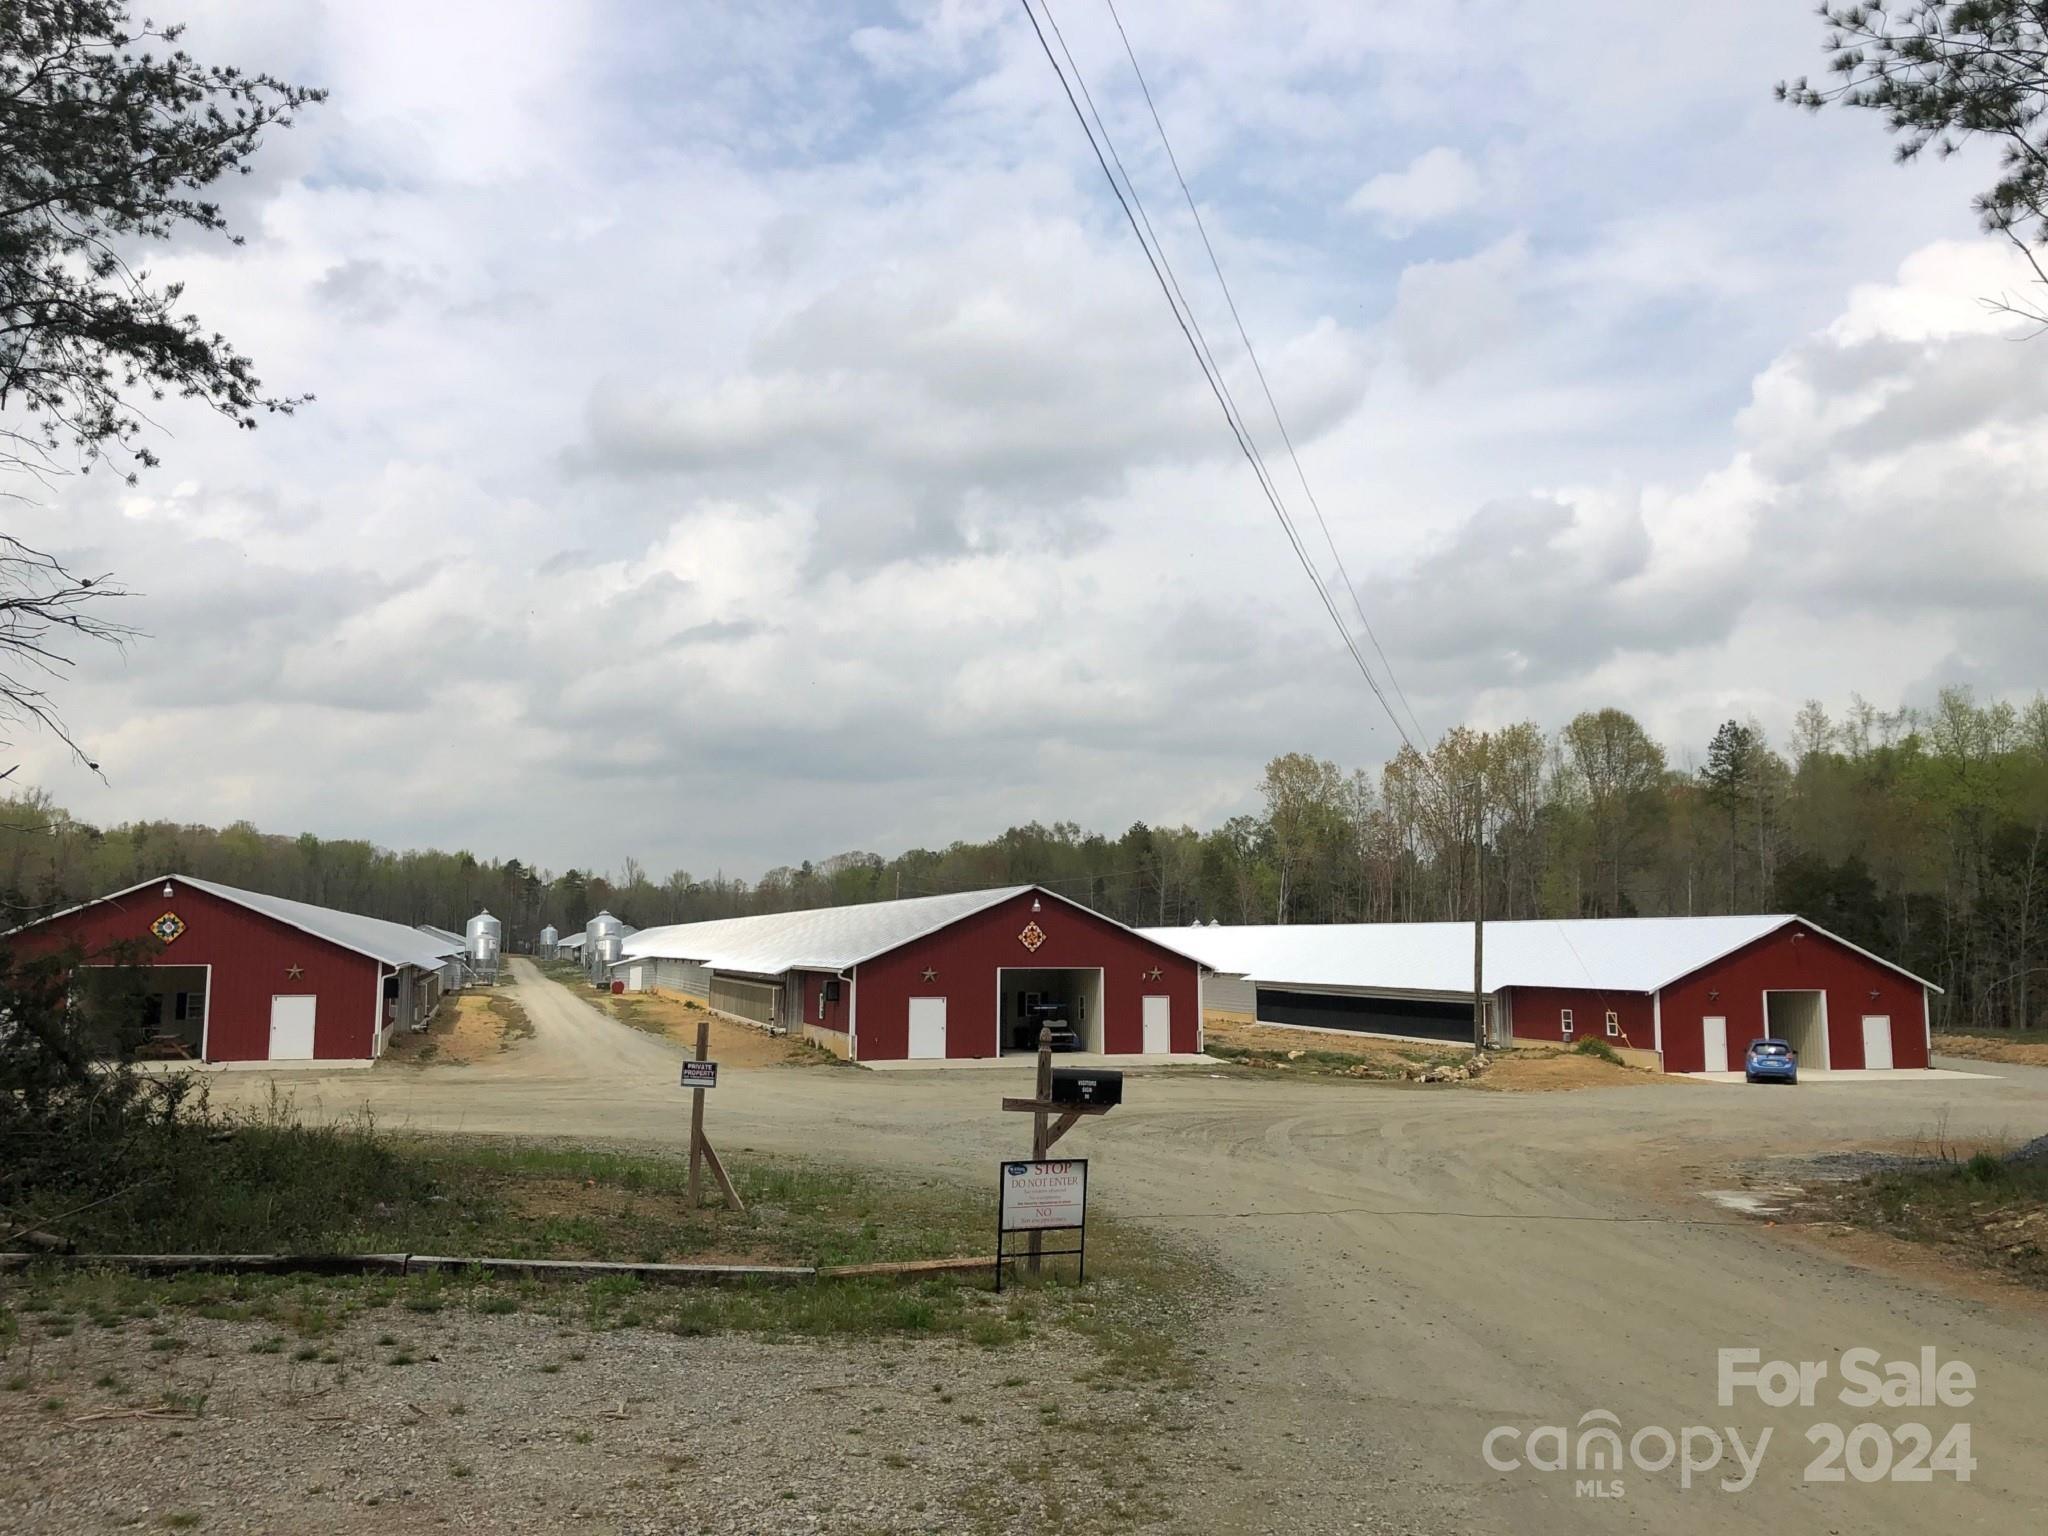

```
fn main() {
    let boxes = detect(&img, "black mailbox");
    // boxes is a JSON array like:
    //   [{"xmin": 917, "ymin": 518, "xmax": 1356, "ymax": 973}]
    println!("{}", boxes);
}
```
[{"xmin": 1049, "ymin": 1067, "xmax": 1123, "ymax": 1108}]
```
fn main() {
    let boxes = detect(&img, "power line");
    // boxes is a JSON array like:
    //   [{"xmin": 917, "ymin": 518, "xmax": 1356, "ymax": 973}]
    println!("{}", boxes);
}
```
[
  {"xmin": 1017, "ymin": 0, "xmax": 1418, "ymax": 756},
  {"xmin": 1098, "ymin": 0, "xmax": 1432, "ymax": 753}
]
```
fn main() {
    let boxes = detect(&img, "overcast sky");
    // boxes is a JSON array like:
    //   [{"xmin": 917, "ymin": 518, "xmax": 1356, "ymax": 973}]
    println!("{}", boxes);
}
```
[{"xmin": 12, "ymin": 0, "xmax": 2047, "ymax": 880}]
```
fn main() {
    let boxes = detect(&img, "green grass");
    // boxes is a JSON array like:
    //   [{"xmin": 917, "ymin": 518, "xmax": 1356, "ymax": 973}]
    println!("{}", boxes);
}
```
[
  {"xmin": 12, "ymin": 1108, "xmax": 1016, "ymax": 1266},
  {"xmin": 1572, "ymin": 1038, "xmax": 1623, "ymax": 1065},
  {"xmin": 1, "ymin": 1135, "xmax": 1215, "ymax": 1363}
]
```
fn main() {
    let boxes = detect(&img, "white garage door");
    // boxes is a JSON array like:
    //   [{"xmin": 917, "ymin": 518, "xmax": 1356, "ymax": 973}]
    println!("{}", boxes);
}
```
[
  {"xmin": 269, "ymin": 995, "xmax": 317, "ymax": 1060},
  {"xmin": 1861, "ymin": 1015, "xmax": 1894, "ymax": 1070},
  {"xmin": 907, "ymin": 997, "xmax": 947, "ymax": 1059},
  {"xmin": 1701, "ymin": 1015, "xmax": 1728, "ymax": 1073},
  {"xmin": 1142, "ymin": 995, "xmax": 1171, "ymax": 1054}
]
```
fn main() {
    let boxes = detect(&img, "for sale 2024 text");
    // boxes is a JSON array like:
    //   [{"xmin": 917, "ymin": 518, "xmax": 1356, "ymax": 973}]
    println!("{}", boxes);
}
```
[{"xmin": 1481, "ymin": 1346, "xmax": 1977, "ymax": 1497}]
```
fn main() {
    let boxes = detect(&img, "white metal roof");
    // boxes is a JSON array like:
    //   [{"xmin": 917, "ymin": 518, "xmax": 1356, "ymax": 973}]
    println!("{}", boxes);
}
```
[
  {"xmin": 167, "ymin": 875, "xmax": 459, "ymax": 971},
  {"xmin": 1137, "ymin": 914, "xmax": 1937, "ymax": 995},
  {"xmin": 622, "ymin": 886, "xmax": 1038, "ymax": 974},
  {"xmin": 8, "ymin": 873, "xmax": 460, "ymax": 972},
  {"xmin": 416, "ymin": 924, "xmax": 467, "ymax": 953}
]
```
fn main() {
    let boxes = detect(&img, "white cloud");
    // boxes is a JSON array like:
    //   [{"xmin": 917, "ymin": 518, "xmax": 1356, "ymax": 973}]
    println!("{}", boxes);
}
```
[
  {"xmin": 3, "ymin": 1, "xmax": 2037, "ymax": 879},
  {"xmin": 1355, "ymin": 239, "xmax": 2048, "ymax": 749},
  {"xmin": 1344, "ymin": 146, "xmax": 1482, "ymax": 235},
  {"xmin": 1388, "ymin": 233, "xmax": 1528, "ymax": 383}
]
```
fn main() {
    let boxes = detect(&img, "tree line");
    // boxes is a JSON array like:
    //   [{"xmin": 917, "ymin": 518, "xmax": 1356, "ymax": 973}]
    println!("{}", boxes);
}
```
[{"xmin": 3, "ymin": 687, "xmax": 2045, "ymax": 1031}]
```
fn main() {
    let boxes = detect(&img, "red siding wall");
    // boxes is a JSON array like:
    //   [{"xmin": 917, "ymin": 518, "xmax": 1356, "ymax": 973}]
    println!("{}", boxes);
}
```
[
  {"xmin": 6, "ymin": 879, "xmax": 382, "ymax": 1062},
  {"xmin": 793, "ymin": 969, "xmax": 850, "ymax": 1033},
  {"xmin": 853, "ymin": 891, "xmax": 1201, "ymax": 1061},
  {"xmin": 1658, "ymin": 923, "xmax": 1929, "ymax": 1072},
  {"xmin": 1506, "ymin": 986, "xmax": 1656, "ymax": 1053}
]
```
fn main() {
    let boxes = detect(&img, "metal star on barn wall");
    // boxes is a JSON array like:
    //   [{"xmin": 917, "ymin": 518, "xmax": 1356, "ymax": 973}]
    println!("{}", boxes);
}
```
[
  {"xmin": 921, "ymin": 967, "xmax": 938, "ymax": 982},
  {"xmin": 1144, "ymin": 967, "xmax": 1162, "ymax": 981},
  {"xmin": 286, "ymin": 964, "xmax": 304, "ymax": 980}
]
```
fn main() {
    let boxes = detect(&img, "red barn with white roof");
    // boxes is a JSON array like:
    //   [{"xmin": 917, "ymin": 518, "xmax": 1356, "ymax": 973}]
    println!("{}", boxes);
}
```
[
  {"xmin": 1146, "ymin": 914, "xmax": 1938, "ymax": 1074},
  {"xmin": 5, "ymin": 875, "xmax": 463, "ymax": 1065},
  {"xmin": 618, "ymin": 885, "xmax": 1202, "ymax": 1062}
]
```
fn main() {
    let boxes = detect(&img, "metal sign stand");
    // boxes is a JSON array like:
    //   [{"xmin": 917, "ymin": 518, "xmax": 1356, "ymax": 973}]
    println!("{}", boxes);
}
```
[
  {"xmin": 684, "ymin": 1017, "xmax": 744, "ymax": 1212},
  {"xmin": 994, "ymin": 1160, "xmax": 1087, "ymax": 1293},
  {"xmin": 1000, "ymin": 1024, "xmax": 1112, "ymax": 1276}
]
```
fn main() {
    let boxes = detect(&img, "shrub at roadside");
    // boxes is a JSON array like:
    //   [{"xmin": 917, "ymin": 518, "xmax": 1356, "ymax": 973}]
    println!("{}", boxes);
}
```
[
  {"xmin": 1809, "ymin": 1148, "xmax": 2048, "ymax": 1288},
  {"xmin": 2, "ymin": 944, "xmax": 203, "ymax": 1248}
]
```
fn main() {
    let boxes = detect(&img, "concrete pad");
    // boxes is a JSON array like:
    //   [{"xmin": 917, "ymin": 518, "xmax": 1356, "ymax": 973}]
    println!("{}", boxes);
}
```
[
  {"xmin": 1683, "ymin": 1067, "xmax": 1995, "ymax": 1084},
  {"xmin": 860, "ymin": 1051, "xmax": 1218, "ymax": 1072}
]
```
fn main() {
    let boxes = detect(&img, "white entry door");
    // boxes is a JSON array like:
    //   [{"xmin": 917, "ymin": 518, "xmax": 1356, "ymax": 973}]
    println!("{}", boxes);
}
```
[
  {"xmin": 907, "ymin": 997, "xmax": 946, "ymax": 1060},
  {"xmin": 628, "ymin": 964, "xmax": 645, "ymax": 991},
  {"xmin": 268, "ymin": 995, "xmax": 317, "ymax": 1060},
  {"xmin": 1141, "ymin": 994, "xmax": 1171, "ymax": 1054},
  {"xmin": 1861, "ymin": 1015, "xmax": 1894, "ymax": 1071},
  {"xmin": 1701, "ymin": 1015, "xmax": 1728, "ymax": 1074}
]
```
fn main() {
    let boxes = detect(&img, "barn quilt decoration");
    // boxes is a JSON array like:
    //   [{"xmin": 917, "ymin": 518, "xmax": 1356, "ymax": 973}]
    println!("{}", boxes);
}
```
[
  {"xmin": 1018, "ymin": 921, "xmax": 1046, "ymax": 953},
  {"xmin": 150, "ymin": 911, "xmax": 186, "ymax": 945}
]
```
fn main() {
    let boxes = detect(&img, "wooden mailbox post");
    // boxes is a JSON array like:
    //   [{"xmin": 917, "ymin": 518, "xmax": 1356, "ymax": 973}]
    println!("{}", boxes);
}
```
[{"xmin": 1000, "ymin": 1024, "xmax": 1120, "ymax": 1276}]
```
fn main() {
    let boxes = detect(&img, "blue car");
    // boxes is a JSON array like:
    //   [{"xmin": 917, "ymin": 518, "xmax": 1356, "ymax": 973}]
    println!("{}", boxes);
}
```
[{"xmin": 1744, "ymin": 1038, "xmax": 1798, "ymax": 1084}]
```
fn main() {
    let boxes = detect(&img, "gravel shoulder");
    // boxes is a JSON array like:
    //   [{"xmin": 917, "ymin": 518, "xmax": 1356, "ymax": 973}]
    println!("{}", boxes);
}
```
[{"xmin": 1, "ymin": 1304, "xmax": 1203, "ymax": 1535}]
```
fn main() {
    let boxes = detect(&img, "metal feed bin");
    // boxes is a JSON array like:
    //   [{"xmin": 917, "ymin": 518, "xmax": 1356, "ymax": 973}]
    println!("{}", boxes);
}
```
[
  {"xmin": 584, "ymin": 910, "xmax": 622, "ymax": 980},
  {"xmin": 464, "ymin": 909, "xmax": 502, "ymax": 982}
]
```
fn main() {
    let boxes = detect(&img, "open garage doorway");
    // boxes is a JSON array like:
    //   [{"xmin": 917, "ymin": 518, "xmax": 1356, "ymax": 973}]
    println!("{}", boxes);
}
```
[
  {"xmin": 999, "ymin": 967, "xmax": 1104, "ymax": 1054},
  {"xmin": 1763, "ymin": 989, "xmax": 1829, "ymax": 1069},
  {"xmin": 73, "ymin": 964, "xmax": 211, "ymax": 1060}
]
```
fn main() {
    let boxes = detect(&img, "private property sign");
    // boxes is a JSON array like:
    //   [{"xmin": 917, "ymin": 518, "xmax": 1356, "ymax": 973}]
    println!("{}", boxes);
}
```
[
  {"xmin": 1000, "ymin": 1159, "xmax": 1088, "ymax": 1232},
  {"xmin": 680, "ymin": 1060, "xmax": 718, "ymax": 1090}
]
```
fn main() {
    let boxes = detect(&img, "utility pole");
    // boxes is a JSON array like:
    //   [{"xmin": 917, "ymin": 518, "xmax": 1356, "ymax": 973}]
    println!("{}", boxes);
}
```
[
  {"xmin": 1472, "ymin": 790, "xmax": 1487, "ymax": 1052},
  {"xmin": 1474, "ymin": 761, "xmax": 1490, "ymax": 1056}
]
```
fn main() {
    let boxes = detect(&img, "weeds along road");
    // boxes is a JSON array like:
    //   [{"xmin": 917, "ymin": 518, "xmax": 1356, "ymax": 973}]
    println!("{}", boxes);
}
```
[{"xmin": 218, "ymin": 957, "xmax": 2048, "ymax": 1536}]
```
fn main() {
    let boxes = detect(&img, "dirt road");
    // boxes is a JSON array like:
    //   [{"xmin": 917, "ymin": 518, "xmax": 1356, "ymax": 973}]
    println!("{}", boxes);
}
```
[{"xmin": 229, "ymin": 959, "xmax": 2048, "ymax": 1534}]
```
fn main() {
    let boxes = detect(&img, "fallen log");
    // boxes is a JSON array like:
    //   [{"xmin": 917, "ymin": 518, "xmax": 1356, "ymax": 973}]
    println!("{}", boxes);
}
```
[
  {"xmin": 404, "ymin": 1255, "xmax": 813, "ymax": 1285},
  {"xmin": 816, "ymin": 1255, "xmax": 997, "ymax": 1280}
]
